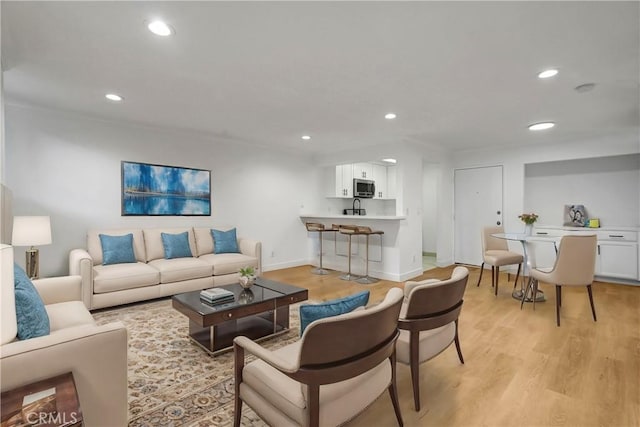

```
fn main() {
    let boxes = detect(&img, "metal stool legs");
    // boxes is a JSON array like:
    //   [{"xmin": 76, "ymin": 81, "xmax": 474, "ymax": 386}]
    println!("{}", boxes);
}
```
[
  {"xmin": 311, "ymin": 231, "xmax": 330, "ymax": 275},
  {"xmin": 340, "ymin": 234, "xmax": 359, "ymax": 281},
  {"xmin": 356, "ymin": 233, "xmax": 380, "ymax": 284}
]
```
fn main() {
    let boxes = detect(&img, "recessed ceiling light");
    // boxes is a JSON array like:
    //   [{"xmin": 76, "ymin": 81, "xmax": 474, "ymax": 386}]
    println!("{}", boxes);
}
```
[
  {"xmin": 147, "ymin": 20, "xmax": 174, "ymax": 36},
  {"xmin": 385, "ymin": 113, "xmax": 397, "ymax": 120},
  {"xmin": 301, "ymin": 135, "xmax": 311, "ymax": 141},
  {"xmin": 538, "ymin": 69, "xmax": 558, "ymax": 79},
  {"xmin": 528, "ymin": 122, "xmax": 555, "ymax": 131},
  {"xmin": 382, "ymin": 158, "xmax": 397, "ymax": 164},
  {"xmin": 105, "ymin": 93, "xmax": 123, "ymax": 102}
]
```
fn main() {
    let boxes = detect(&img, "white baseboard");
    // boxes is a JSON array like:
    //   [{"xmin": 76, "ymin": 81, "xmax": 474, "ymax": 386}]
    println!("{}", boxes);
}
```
[
  {"xmin": 262, "ymin": 259, "xmax": 308, "ymax": 272},
  {"xmin": 436, "ymin": 258, "xmax": 454, "ymax": 267}
]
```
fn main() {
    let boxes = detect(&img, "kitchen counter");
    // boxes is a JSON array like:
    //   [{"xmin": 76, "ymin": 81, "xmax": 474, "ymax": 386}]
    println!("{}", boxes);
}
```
[{"xmin": 300, "ymin": 214, "xmax": 406, "ymax": 220}]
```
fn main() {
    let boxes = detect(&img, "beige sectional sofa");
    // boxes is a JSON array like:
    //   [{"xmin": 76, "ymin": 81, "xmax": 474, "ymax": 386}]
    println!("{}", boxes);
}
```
[{"xmin": 69, "ymin": 227, "xmax": 261, "ymax": 310}]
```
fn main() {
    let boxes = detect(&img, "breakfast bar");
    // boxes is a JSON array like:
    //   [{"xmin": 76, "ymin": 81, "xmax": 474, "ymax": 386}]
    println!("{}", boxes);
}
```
[{"xmin": 299, "ymin": 214, "xmax": 415, "ymax": 282}]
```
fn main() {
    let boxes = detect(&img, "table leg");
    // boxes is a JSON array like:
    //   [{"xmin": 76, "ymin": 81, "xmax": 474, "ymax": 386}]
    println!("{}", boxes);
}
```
[{"xmin": 512, "ymin": 240, "xmax": 545, "ymax": 304}]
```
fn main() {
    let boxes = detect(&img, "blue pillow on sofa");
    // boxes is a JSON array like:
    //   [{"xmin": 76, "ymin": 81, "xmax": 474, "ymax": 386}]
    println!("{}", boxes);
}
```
[
  {"xmin": 211, "ymin": 228, "xmax": 240, "ymax": 254},
  {"xmin": 99, "ymin": 233, "xmax": 136, "ymax": 265},
  {"xmin": 14, "ymin": 264, "xmax": 50, "ymax": 340},
  {"xmin": 299, "ymin": 290, "xmax": 370, "ymax": 335},
  {"xmin": 161, "ymin": 232, "xmax": 193, "ymax": 259}
]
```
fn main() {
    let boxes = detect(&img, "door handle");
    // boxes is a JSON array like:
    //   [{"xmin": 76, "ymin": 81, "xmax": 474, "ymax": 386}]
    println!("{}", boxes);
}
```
[
  {"xmin": 497, "ymin": 210, "xmax": 501, "ymax": 215},
  {"xmin": 496, "ymin": 221, "xmax": 501, "ymax": 225}
]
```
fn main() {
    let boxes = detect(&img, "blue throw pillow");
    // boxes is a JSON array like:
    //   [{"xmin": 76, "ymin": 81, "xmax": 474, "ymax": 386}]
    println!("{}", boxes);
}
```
[
  {"xmin": 99, "ymin": 233, "xmax": 136, "ymax": 265},
  {"xmin": 14, "ymin": 264, "xmax": 50, "ymax": 340},
  {"xmin": 211, "ymin": 228, "xmax": 240, "ymax": 254},
  {"xmin": 161, "ymin": 232, "xmax": 193, "ymax": 259},
  {"xmin": 299, "ymin": 290, "xmax": 370, "ymax": 335}
]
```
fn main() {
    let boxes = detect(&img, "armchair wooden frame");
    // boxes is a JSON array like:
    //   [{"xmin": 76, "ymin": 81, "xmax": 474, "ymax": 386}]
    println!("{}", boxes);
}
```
[
  {"xmin": 398, "ymin": 269, "xmax": 468, "ymax": 411},
  {"xmin": 233, "ymin": 288, "xmax": 404, "ymax": 427}
]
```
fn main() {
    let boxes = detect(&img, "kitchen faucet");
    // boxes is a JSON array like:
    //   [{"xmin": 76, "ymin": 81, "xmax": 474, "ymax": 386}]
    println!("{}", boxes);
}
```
[{"xmin": 353, "ymin": 198, "xmax": 361, "ymax": 213}]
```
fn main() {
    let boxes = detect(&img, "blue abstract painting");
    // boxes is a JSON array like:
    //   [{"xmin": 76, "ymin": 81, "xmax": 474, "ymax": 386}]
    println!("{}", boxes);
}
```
[{"xmin": 121, "ymin": 161, "xmax": 211, "ymax": 216}]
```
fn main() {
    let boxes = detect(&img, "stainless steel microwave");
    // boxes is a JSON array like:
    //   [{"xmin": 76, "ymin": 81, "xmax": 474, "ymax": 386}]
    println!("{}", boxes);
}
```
[{"xmin": 353, "ymin": 178, "xmax": 375, "ymax": 198}]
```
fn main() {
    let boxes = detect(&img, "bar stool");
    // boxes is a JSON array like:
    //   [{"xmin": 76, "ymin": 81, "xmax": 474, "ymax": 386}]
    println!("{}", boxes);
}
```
[
  {"xmin": 337, "ymin": 225, "xmax": 361, "ymax": 281},
  {"xmin": 355, "ymin": 226, "xmax": 384, "ymax": 284},
  {"xmin": 305, "ymin": 222, "xmax": 338, "ymax": 275}
]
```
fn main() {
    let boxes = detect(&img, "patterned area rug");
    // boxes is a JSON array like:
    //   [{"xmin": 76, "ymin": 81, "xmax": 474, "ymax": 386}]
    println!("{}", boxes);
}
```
[{"xmin": 93, "ymin": 298, "xmax": 303, "ymax": 426}]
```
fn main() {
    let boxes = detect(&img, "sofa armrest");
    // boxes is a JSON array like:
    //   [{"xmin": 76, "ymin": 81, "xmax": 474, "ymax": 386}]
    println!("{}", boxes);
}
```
[
  {"xmin": 0, "ymin": 322, "xmax": 128, "ymax": 427},
  {"xmin": 69, "ymin": 249, "xmax": 94, "ymax": 309},
  {"xmin": 32, "ymin": 276, "xmax": 82, "ymax": 305},
  {"xmin": 238, "ymin": 238, "xmax": 262, "ymax": 273}
]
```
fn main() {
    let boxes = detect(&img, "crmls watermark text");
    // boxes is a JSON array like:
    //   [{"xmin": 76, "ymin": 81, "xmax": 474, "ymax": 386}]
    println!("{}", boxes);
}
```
[{"xmin": 26, "ymin": 411, "xmax": 79, "ymax": 425}]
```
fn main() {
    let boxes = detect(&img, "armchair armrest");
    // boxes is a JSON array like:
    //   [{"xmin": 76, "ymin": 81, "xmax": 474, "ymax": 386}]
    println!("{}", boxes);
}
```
[
  {"xmin": 32, "ymin": 275, "xmax": 82, "ymax": 305},
  {"xmin": 69, "ymin": 249, "xmax": 94, "ymax": 309},
  {"xmin": 238, "ymin": 239, "xmax": 262, "ymax": 273},
  {"xmin": 233, "ymin": 336, "xmax": 298, "ymax": 373},
  {"xmin": 1, "ymin": 322, "xmax": 128, "ymax": 427}
]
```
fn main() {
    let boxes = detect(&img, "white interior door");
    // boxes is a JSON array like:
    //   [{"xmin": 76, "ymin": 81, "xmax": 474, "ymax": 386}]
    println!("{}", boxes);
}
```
[{"xmin": 454, "ymin": 166, "xmax": 503, "ymax": 265}]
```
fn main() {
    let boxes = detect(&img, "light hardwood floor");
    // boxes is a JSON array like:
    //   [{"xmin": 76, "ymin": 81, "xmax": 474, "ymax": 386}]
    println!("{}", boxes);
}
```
[{"xmin": 262, "ymin": 265, "xmax": 640, "ymax": 427}]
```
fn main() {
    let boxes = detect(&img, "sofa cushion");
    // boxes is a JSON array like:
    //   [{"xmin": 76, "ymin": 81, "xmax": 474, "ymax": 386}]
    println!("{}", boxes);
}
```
[
  {"xmin": 143, "ymin": 228, "xmax": 197, "ymax": 262},
  {"xmin": 46, "ymin": 301, "xmax": 96, "ymax": 332},
  {"xmin": 193, "ymin": 227, "xmax": 215, "ymax": 256},
  {"xmin": 299, "ymin": 291, "xmax": 370, "ymax": 334},
  {"xmin": 93, "ymin": 262, "xmax": 160, "ymax": 294},
  {"xmin": 212, "ymin": 228, "xmax": 240, "ymax": 254},
  {"xmin": 99, "ymin": 233, "xmax": 137, "ymax": 265},
  {"xmin": 14, "ymin": 264, "xmax": 50, "ymax": 339},
  {"xmin": 148, "ymin": 258, "xmax": 212, "ymax": 284},
  {"xmin": 88, "ymin": 229, "xmax": 146, "ymax": 265},
  {"xmin": 198, "ymin": 253, "xmax": 258, "ymax": 275},
  {"xmin": 161, "ymin": 232, "xmax": 193, "ymax": 259}
]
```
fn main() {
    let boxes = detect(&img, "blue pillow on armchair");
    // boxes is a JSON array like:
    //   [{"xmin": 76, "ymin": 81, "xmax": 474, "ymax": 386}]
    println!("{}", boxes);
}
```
[
  {"xmin": 14, "ymin": 264, "xmax": 50, "ymax": 340},
  {"xmin": 299, "ymin": 290, "xmax": 370, "ymax": 335},
  {"xmin": 211, "ymin": 228, "xmax": 240, "ymax": 254}
]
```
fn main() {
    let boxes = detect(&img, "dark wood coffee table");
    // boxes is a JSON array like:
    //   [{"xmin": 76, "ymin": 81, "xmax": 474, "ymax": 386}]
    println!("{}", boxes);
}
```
[{"xmin": 172, "ymin": 278, "xmax": 308, "ymax": 355}]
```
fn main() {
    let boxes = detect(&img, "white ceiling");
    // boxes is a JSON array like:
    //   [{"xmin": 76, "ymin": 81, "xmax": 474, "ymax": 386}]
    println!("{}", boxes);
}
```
[{"xmin": 2, "ymin": 1, "xmax": 639, "ymax": 154}]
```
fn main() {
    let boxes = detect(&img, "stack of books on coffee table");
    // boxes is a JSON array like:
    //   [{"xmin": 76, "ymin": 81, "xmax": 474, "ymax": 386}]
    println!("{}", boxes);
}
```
[{"xmin": 200, "ymin": 288, "xmax": 235, "ymax": 305}]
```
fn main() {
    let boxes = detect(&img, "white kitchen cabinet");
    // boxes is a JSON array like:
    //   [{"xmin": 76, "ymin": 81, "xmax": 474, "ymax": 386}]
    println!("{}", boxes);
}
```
[
  {"xmin": 353, "ymin": 163, "xmax": 372, "ymax": 179},
  {"xmin": 371, "ymin": 164, "xmax": 387, "ymax": 199},
  {"xmin": 334, "ymin": 164, "xmax": 354, "ymax": 198},
  {"xmin": 329, "ymin": 163, "xmax": 396, "ymax": 200},
  {"xmin": 596, "ymin": 241, "xmax": 638, "ymax": 280},
  {"xmin": 386, "ymin": 166, "xmax": 397, "ymax": 199},
  {"xmin": 533, "ymin": 226, "xmax": 639, "ymax": 282}
]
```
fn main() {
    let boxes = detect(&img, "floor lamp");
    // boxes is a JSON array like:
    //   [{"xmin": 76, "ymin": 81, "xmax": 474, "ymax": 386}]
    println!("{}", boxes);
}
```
[{"xmin": 11, "ymin": 216, "xmax": 52, "ymax": 279}]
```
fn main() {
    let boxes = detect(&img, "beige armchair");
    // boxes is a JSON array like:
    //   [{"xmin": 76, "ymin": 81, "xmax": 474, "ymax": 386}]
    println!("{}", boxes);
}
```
[
  {"xmin": 233, "ymin": 287, "xmax": 404, "ymax": 427},
  {"xmin": 0, "ymin": 245, "xmax": 128, "ymax": 426},
  {"xmin": 397, "ymin": 266, "xmax": 469, "ymax": 411},
  {"xmin": 477, "ymin": 226, "xmax": 523, "ymax": 296},
  {"xmin": 529, "ymin": 235, "xmax": 597, "ymax": 326}
]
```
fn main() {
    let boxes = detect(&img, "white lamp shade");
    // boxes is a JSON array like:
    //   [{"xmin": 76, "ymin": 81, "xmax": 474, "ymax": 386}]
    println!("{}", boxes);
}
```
[{"xmin": 11, "ymin": 216, "xmax": 52, "ymax": 246}]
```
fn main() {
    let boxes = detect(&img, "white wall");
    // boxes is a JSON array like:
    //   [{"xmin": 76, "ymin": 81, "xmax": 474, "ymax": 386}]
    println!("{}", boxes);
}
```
[
  {"xmin": 525, "ymin": 154, "xmax": 640, "ymax": 227},
  {"xmin": 6, "ymin": 104, "xmax": 322, "ymax": 276},
  {"xmin": 454, "ymin": 136, "xmax": 640, "ymax": 235},
  {"xmin": 422, "ymin": 162, "xmax": 438, "ymax": 253}
]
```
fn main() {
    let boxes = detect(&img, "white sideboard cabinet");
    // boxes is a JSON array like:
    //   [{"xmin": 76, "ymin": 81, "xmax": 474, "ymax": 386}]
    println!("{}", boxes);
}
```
[{"xmin": 533, "ymin": 226, "xmax": 639, "ymax": 283}]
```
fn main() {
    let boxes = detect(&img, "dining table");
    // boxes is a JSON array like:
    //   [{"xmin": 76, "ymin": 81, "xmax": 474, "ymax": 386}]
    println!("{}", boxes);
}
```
[{"xmin": 491, "ymin": 232, "xmax": 560, "ymax": 303}]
